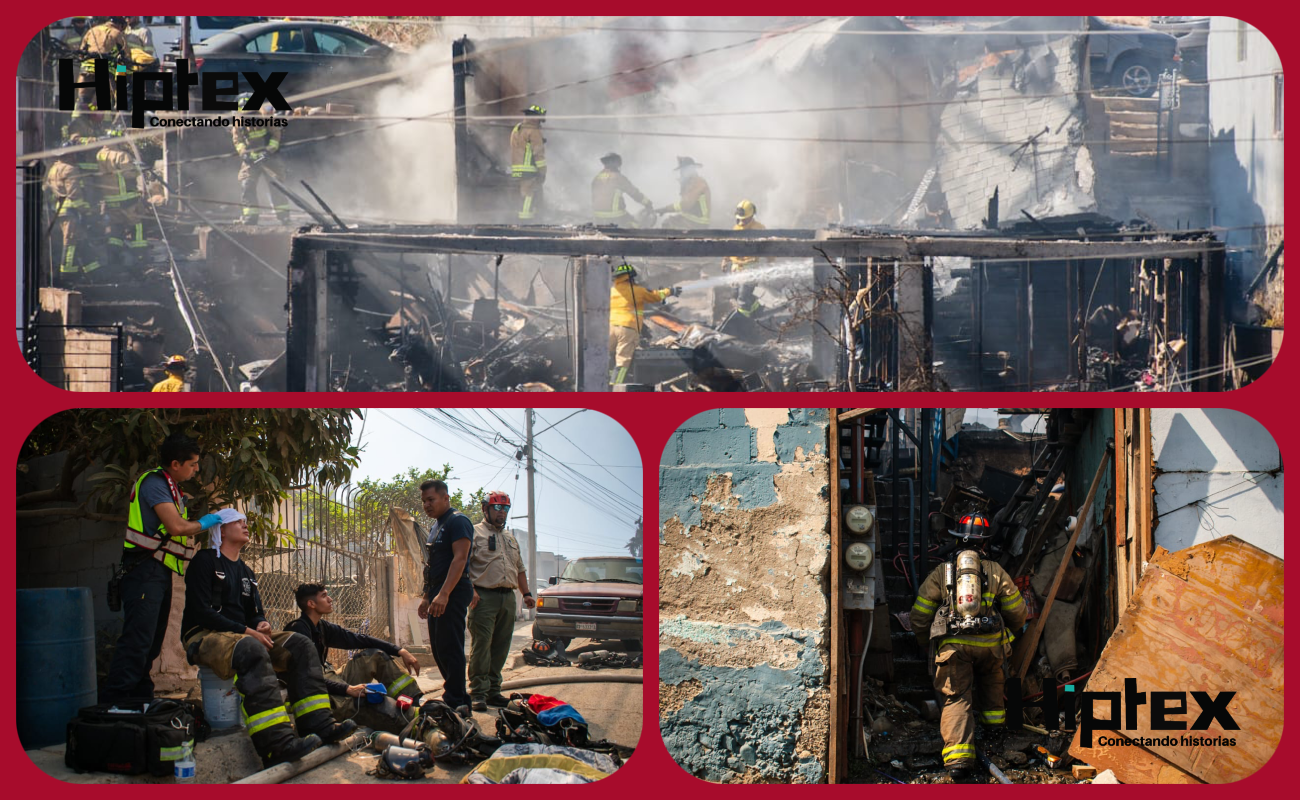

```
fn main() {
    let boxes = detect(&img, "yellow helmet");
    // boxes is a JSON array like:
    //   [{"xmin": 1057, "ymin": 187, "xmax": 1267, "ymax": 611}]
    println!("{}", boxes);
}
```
[
  {"xmin": 735, "ymin": 199, "xmax": 757, "ymax": 222},
  {"xmin": 164, "ymin": 354, "xmax": 188, "ymax": 370}
]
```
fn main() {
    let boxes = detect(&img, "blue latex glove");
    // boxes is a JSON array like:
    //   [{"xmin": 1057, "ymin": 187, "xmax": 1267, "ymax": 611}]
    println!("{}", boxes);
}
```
[{"xmin": 198, "ymin": 513, "xmax": 223, "ymax": 531}]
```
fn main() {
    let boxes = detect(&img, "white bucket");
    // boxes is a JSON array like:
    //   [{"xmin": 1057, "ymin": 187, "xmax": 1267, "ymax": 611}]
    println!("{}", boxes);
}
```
[{"xmin": 198, "ymin": 666, "xmax": 242, "ymax": 729}]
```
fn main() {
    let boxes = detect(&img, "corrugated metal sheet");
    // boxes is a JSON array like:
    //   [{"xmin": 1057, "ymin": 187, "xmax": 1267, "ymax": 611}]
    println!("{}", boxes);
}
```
[{"xmin": 1068, "ymin": 536, "xmax": 1283, "ymax": 783}]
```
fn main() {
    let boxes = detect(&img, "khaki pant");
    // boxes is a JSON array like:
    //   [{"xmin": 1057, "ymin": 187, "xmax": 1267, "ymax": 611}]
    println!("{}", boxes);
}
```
[
  {"xmin": 468, "ymin": 587, "xmax": 517, "ymax": 698},
  {"xmin": 185, "ymin": 629, "xmax": 298, "ymax": 679},
  {"xmin": 609, "ymin": 325, "xmax": 641, "ymax": 382},
  {"xmin": 933, "ymin": 642, "xmax": 1007, "ymax": 768}
]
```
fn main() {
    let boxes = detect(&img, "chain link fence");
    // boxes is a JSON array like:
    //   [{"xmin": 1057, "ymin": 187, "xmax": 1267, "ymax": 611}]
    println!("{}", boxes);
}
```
[{"xmin": 241, "ymin": 485, "xmax": 437, "ymax": 668}]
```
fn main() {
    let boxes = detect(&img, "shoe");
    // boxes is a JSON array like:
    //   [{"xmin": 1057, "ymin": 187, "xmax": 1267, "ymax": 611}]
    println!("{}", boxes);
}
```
[
  {"xmin": 263, "ymin": 733, "xmax": 322, "ymax": 768},
  {"xmin": 317, "ymin": 719, "xmax": 358, "ymax": 745},
  {"xmin": 486, "ymin": 694, "xmax": 510, "ymax": 708},
  {"xmin": 471, "ymin": 697, "xmax": 487, "ymax": 712},
  {"xmin": 947, "ymin": 765, "xmax": 970, "ymax": 781},
  {"xmin": 455, "ymin": 704, "xmax": 472, "ymax": 718}
]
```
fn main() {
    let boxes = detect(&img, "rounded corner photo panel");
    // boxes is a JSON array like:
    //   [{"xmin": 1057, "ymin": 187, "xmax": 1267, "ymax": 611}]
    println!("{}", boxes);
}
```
[
  {"xmin": 15, "ymin": 407, "xmax": 645, "ymax": 784},
  {"xmin": 659, "ymin": 407, "xmax": 1282, "ymax": 784},
  {"xmin": 17, "ymin": 16, "xmax": 1281, "ymax": 393}
]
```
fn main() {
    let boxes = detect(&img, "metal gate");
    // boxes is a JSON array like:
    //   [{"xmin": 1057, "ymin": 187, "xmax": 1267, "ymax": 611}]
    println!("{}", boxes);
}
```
[{"xmin": 242, "ymin": 484, "xmax": 432, "ymax": 667}]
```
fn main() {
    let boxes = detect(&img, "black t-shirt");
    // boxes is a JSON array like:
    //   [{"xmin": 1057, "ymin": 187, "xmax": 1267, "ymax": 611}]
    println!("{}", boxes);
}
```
[
  {"xmin": 284, "ymin": 615, "xmax": 401, "ymax": 695},
  {"xmin": 423, "ymin": 508, "xmax": 474, "ymax": 599},
  {"xmin": 181, "ymin": 548, "xmax": 265, "ymax": 641}
]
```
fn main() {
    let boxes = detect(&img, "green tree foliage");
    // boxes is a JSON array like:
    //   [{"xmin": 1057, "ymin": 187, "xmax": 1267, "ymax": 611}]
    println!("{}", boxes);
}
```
[{"xmin": 18, "ymin": 409, "xmax": 360, "ymax": 543}]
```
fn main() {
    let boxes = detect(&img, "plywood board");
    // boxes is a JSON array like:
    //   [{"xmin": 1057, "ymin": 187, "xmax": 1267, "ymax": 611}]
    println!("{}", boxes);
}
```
[{"xmin": 1068, "ymin": 537, "xmax": 1283, "ymax": 783}]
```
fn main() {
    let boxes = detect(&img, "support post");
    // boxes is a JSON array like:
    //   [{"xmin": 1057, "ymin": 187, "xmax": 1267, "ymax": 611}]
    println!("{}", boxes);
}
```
[
  {"xmin": 573, "ymin": 257, "xmax": 611, "ymax": 391},
  {"xmin": 525, "ymin": 409, "xmax": 538, "ymax": 621}
]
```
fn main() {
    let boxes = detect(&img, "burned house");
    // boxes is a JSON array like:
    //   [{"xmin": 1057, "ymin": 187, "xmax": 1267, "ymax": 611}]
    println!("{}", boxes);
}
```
[{"xmin": 658, "ymin": 407, "xmax": 1283, "ymax": 783}]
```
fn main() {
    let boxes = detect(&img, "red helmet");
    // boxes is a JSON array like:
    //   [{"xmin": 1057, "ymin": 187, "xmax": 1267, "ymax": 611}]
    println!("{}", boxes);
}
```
[
  {"xmin": 951, "ymin": 514, "xmax": 992, "ymax": 541},
  {"xmin": 485, "ymin": 491, "xmax": 511, "ymax": 507}
]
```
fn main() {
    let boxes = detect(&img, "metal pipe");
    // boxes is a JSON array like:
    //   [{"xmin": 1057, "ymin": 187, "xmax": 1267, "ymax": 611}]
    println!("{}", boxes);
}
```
[
  {"xmin": 902, "ymin": 478, "xmax": 915, "ymax": 588},
  {"xmin": 919, "ymin": 409, "xmax": 932, "ymax": 581},
  {"xmin": 855, "ymin": 611, "xmax": 875, "ymax": 757},
  {"xmin": 978, "ymin": 750, "xmax": 1013, "ymax": 784},
  {"xmin": 234, "ymin": 732, "xmax": 367, "ymax": 785},
  {"xmin": 852, "ymin": 418, "xmax": 865, "ymax": 505},
  {"xmin": 892, "ymin": 412, "xmax": 900, "ymax": 580}
]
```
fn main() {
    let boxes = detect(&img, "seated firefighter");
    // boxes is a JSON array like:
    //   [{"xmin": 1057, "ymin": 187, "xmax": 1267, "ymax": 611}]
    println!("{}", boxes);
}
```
[
  {"xmin": 284, "ymin": 583, "xmax": 424, "ymax": 732},
  {"xmin": 181, "ymin": 510, "xmax": 356, "ymax": 767},
  {"xmin": 909, "ymin": 514, "xmax": 1027, "ymax": 780}
]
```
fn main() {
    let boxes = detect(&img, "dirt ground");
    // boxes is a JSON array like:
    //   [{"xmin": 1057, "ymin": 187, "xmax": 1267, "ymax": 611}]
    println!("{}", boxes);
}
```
[{"xmin": 25, "ymin": 630, "xmax": 642, "ymax": 785}]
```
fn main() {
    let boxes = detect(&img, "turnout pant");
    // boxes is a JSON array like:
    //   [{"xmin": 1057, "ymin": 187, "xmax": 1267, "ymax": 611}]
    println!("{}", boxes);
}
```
[
  {"xmin": 427, "ymin": 581, "xmax": 473, "ymax": 709},
  {"xmin": 516, "ymin": 177, "xmax": 543, "ymax": 221},
  {"xmin": 103, "ymin": 201, "xmax": 147, "ymax": 266},
  {"xmin": 609, "ymin": 325, "xmax": 641, "ymax": 383},
  {"xmin": 101, "ymin": 556, "xmax": 172, "ymax": 704},
  {"xmin": 324, "ymin": 650, "xmax": 421, "ymax": 721},
  {"xmin": 933, "ymin": 642, "xmax": 1007, "ymax": 769},
  {"xmin": 185, "ymin": 630, "xmax": 334, "ymax": 761},
  {"xmin": 238, "ymin": 159, "xmax": 291, "ymax": 224},
  {"xmin": 56, "ymin": 217, "xmax": 101, "ymax": 276},
  {"xmin": 468, "ymin": 587, "xmax": 517, "ymax": 699}
]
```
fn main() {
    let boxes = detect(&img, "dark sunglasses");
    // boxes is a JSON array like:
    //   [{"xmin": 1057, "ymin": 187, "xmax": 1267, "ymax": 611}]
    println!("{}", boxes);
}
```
[{"xmin": 486, "ymin": 503, "xmax": 511, "ymax": 512}]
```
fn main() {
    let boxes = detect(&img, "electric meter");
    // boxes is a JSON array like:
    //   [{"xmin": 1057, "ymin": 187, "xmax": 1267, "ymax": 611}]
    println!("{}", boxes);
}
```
[
  {"xmin": 845, "ymin": 542, "xmax": 873, "ymax": 571},
  {"xmin": 844, "ymin": 505, "xmax": 874, "ymax": 534}
]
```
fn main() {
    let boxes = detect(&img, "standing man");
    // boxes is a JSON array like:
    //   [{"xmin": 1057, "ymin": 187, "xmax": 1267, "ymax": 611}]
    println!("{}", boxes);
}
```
[
  {"xmin": 466, "ymin": 492, "xmax": 534, "ymax": 711},
  {"xmin": 416, "ymin": 479, "xmax": 475, "ymax": 715},
  {"xmin": 232, "ymin": 95, "xmax": 290, "ymax": 225},
  {"xmin": 182, "ymin": 511, "xmax": 354, "ymax": 766},
  {"xmin": 285, "ymin": 583, "xmax": 424, "ymax": 727},
  {"xmin": 78, "ymin": 17, "xmax": 129, "ymax": 108},
  {"xmin": 908, "ymin": 515, "xmax": 1027, "ymax": 780},
  {"xmin": 96, "ymin": 137, "xmax": 148, "ymax": 267},
  {"xmin": 656, "ymin": 156, "xmax": 711, "ymax": 228},
  {"xmin": 509, "ymin": 104, "xmax": 547, "ymax": 221},
  {"xmin": 45, "ymin": 144, "xmax": 101, "ymax": 280},
  {"xmin": 100, "ymin": 432, "xmax": 223, "ymax": 705},
  {"xmin": 609, "ymin": 262, "xmax": 680, "ymax": 384},
  {"xmin": 721, "ymin": 199, "xmax": 770, "ymax": 318},
  {"xmin": 591, "ymin": 152, "xmax": 653, "ymax": 226},
  {"xmin": 151, "ymin": 354, "xmax": 188, "ymax": 392},
  {"xmin": 124, "ymin": 17, "xmax": 155, "ymax": 57}
]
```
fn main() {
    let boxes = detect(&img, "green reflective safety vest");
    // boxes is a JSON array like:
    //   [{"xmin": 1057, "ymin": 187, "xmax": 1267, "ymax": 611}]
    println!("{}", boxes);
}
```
[{"xmin": 124, "ymin": 467, "xmax": 194, "ymax": 575}]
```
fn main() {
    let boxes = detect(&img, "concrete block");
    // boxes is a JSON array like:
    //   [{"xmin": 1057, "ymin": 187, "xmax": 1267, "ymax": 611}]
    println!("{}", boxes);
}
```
[
  {"xmin": 61, "ymin": 544, "xmax": 94, "ymax": 573},
  {"xmin": 660, "ymin": 432, "xmax": 683, "ymax": 466},
  {"xmin": 29, "ymin": 547, "xmax": 63, "ymax": 576},
  {"xmin": 718, "ymin": 408, "xmax": 748, "ymax": 427},
  {"xmin": 1073, "ymin": 765, "xmax": 1098, "ymax": 779},
  {"xmin": 679, "ymin": 410, "xmax": 719, "ymax": 431},
  {"xmin": 682, "ymin": 428, "xmax": 754, "ymax": 465}
]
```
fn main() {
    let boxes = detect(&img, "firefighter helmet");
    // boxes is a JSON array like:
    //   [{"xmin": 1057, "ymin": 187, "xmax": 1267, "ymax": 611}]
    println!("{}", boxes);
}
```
[
  {"xmin": 164, "ymin": 354, "xmax": 188, "ymax": 371},
  {"xmin": 950, "ymin": 513, "xmax": 992, "ymax": 542},
  {"xmin": 735, "ymin": 199, "xmax": 757, "ymax": 222},
  {"xmin": 523, "ymin": 104, "xmax": 547, "ymax": 117},
  {"xmin": 613, "ymin": 262, "xmax": 637, "ymax": 279},
  {"xmin": 530, "ymin": 639, "xmax": 554, "ymax": 655},
  {"xmin": 674, "ymin": 156, "xmax": 702, "ymax": 170},
  {"xmin": 109, "ymin": 16, "xmax": 127, "ymax": 27},
  {"xmin": 484, "ymin": 490, "xmax": 512, "ymax": 507},
  {"xmin": 600, "ymin": 152, "xmax": 622, "ymax": 168},
  {"xmin": 236, "ymin": 92, "xmax": 256, "ymax": 112}
]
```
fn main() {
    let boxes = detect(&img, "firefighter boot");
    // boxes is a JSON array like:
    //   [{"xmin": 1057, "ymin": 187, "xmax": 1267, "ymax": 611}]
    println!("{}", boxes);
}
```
[
  {"xmin": 276, "ymin": 631, "xmax": 358, "ymax": 744},
  {"xmin": 231, "ymin": 636, "xmax": 323, "ymax": 766}
]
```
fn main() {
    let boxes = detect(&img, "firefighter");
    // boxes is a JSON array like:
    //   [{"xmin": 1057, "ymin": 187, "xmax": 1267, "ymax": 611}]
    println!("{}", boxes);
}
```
[
  {"xmin": 99, "ymin": 432, "xmax": 222, "ymax": 705},
  {"xmin": 656, "ymin": 156, "xmax": 711, "ymax": 228},
  {"xmin": 94, "ymin": 137, "xmax": 148, "ymax": 268},
  {"xmin": 45, "ymin": 143, "xmax": 101, "ymax": 279},
  {"xmin": 509, "ymin": 105, "xmax": 547, "ymax": 221},
  {"xmin": 233, "ymin": 94, "xmax": 290, "ymax": 225},
  {"xmin": 466, "ymin": 491, "xmax": 534, "ymax": 710},
  {"xmin": 182, "ymin": 510, "xmax": 356, "ymax": 767},
  {"xmin": 285, "ymin": 583, "xmax": 424, "ymax": 731},
  {"xmin": 78, "ymin": 17, "xmax": 129, "ymax": 107},
  {"xmin": 591, "ymin": 152, "xmax": 652, "ymax": 226},
  {"xmin": 909, "ymin": 514, "xmax": 1028, "ymax": 780},
  {"xmin": 62, "ymin": 17, "xmax": 90, "ymax": 50},
  {"xmin": 124, "ymin": 17, "xmax": 155, "ymax": 57},
  {"xmin": 151, "ymin": 354, "xmax": 188, "ymax": 392},
  {"xmin": 722, "ymin": 199, "xmax": 770, "ymax": 317},
  {"xmin": 609, "ymin": 262, "xmax": 680, "ymax": 384}
]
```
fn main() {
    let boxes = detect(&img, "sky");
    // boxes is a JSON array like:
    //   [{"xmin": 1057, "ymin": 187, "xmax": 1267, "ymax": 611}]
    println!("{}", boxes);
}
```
[{"xmin": 350, "ymin": 408, "xmax": 643, "ymax": 562}]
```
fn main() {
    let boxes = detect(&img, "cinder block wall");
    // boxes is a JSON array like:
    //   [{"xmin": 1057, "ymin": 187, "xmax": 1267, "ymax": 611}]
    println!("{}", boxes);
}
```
[{"xmin": 659, "ymin": 408, "xmax": 832, "ymax": 783}]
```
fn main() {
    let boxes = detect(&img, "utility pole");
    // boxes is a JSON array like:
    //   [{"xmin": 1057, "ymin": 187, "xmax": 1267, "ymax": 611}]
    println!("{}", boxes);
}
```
[{"xmin": 525, "ymin": 408, "xmax": 537, "ymax": 621}]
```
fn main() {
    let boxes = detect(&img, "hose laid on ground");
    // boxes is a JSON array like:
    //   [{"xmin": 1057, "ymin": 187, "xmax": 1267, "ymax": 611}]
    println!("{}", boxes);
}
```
[
  {"xmin": 234, "ymin": 732, "xmax": 368, "ymax": 785},
  {"xmin": 501, "ymin": 674, "xmax": 642, "ymax": 689}
]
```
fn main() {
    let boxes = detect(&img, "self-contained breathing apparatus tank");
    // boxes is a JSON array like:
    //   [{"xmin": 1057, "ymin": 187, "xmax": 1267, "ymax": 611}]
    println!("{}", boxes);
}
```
[{"xmin": 942, "ymin": 550, "xmax": 1002, "ymax": 634}]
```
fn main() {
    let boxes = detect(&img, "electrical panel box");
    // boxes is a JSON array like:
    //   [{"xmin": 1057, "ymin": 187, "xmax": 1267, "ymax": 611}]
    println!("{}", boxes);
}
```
[{"xmin": 842, "ymin": 504, "xmax": 879, "ymax": 610}]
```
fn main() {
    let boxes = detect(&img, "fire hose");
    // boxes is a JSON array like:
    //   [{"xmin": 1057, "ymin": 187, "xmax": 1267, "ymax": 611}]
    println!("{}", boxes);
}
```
[{"xmin": 235, "ymin": 674, "xmax": 642, "ymax": 784}]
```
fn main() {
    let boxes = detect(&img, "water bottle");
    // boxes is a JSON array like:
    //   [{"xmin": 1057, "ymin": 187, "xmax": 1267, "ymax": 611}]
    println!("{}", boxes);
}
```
[{"xmin": 174, "ymin": 743, "xmax": 196, "ymax": 782}]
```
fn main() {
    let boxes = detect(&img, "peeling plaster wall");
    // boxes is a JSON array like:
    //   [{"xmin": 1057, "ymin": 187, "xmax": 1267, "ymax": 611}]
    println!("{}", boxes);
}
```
[
  {"xmin": 1150, "ymin": 409, "xmax": 1283, "ymax": 557},
  {"xmin": 659, "ymin": 408, "xmax": 831, "ymax": 783}
]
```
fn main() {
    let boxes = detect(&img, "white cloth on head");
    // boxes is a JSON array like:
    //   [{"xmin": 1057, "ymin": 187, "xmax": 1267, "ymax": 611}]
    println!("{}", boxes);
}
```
[{"xmin": 211, "ymin": 508, "xmax": 247, "ymax": 550}]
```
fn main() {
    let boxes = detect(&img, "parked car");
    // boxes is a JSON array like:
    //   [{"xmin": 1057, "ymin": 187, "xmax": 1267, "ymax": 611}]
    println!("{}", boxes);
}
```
[
  {"xmin": 533, "ymin": 556, "xmax": 643, "ymax": 651},
  {"xmin": 1150, "ymin": 16, "xmax": 1210, "ymax": 82},
  {"xmin": 163, "ymin": 20, "xmax": 397, "ymax": 109},
  {"xmin": 1087, "ymin": 17, "xmax": 1180, "ymax": 97}
]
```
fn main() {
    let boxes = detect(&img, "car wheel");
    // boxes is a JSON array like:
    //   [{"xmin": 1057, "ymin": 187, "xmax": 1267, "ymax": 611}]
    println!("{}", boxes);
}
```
[
  {"xmin": 621, "ymin": 639, "xmax": 643, "ymax": 652},
  {"xmin": 1112, "ymin": 54, "xmax": 1160, "ymax": 97}
]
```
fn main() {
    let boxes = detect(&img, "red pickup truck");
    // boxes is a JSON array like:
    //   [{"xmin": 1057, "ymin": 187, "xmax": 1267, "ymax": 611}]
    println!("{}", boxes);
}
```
[{"xmin": 533, "ymin": 556, "xmax": 643, "ymax": 651}]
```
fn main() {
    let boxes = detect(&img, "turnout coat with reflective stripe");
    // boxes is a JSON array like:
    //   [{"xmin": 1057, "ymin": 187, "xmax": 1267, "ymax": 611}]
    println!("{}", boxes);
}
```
[{"xmin": 909, "ymin": 556, "xmax": 1027, "ymax": 652}]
